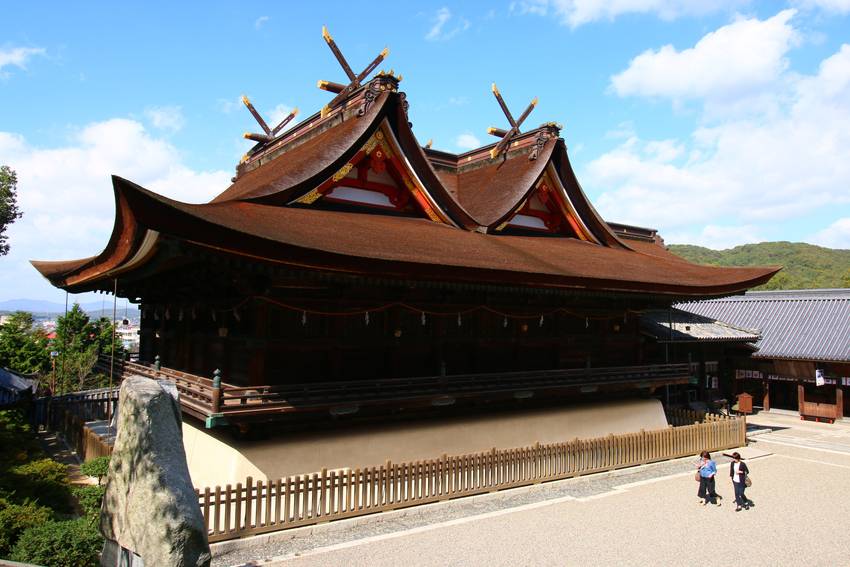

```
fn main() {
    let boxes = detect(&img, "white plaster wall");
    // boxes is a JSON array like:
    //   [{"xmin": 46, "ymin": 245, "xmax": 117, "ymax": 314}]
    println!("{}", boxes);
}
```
[
  {"xmin": 183, "ymin": 398, "xmax": 667, "ymax": 488},
  {"xmin": 182, "ymin": 421, "xmax": 264, "ymax": 489}
]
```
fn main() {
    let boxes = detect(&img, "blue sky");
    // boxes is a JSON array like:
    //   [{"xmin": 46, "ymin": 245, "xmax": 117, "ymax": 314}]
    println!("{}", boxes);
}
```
[{"xmin": 1, "ymin": 0, "xmax": 849, "ymax": 303}]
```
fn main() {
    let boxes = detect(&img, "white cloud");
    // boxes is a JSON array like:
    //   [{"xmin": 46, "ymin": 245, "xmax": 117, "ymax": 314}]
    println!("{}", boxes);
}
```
[
  {"xmin": 425, "ymin": 7, "xmax": 470, "ymax": 41},
  {"xmin": 511, "ymin": 0, "xmax": 748, "ymax": 28},
  {"xmin": 254, "ymin": 15, "xmax": 270, "ymax": 29},
  {"xmin": 809, "ymin": 218, "xmax": 850, "ymax": 249},
  {"xmin": 643, "ymin": 139, "xmax": 684, "ymax": 163},
  {"xmin": 794, "ymin": 0, "xmax": 850, "ymax": 13},
  {"xmin": 665, "ymin": 224, "xmax": 765, "ymax": 249},
  {"xmin": 0, "ymin": 46, "xmax": 46, "ymax": 76},
  {"xmin": 217, "ymin": 97, "xmax": 243, "ymax": 114},
  {"xmin": 144, "ymin": 105, "xmax": 186, "ymax": 133},
  {"xmin": 219, "ymin": 98, "xmax": 294, "ymax": 133},
  {"xmin": 0, "ymin": 118, "xmax": 231, "ymax": 300},
  {"xmin": 455, "ymin": 133, "xmax": 482, "ymax": 150},
  {"xmin": 611, "ymin": 10, "xmax": 798, "ymax": 102},
  {"xmin": 267, "ymin": 104, "xmax": 295, "ymax": 130},
  {"xmin": 590, "ymin": 36, "xmax": 850, "ymax": 248}
]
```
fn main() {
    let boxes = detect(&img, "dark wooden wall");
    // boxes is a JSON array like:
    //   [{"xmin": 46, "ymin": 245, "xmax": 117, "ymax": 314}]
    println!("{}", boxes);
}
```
[{"xmin": 141, "ymin": 290, "xmax": 650, "ymax": 386}]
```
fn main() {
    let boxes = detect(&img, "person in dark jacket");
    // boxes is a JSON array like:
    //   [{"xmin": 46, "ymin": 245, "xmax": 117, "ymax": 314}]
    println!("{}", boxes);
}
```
[
  {"xmin": 729, "ymin": 451, "xmax": 750, "ymax": 511},
  {"xmin": 697, "ymin": 450, "xmax": 720, "ymax": 506}
]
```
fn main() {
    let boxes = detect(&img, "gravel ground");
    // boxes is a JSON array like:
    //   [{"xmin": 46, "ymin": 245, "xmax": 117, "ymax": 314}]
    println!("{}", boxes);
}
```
[
  {"xmin": 268, "ymin": 445, "xmax": 850, "ymax": 567},
  {"xmin": 212, "ymin": 453, "xmax": 742, "ymax": 567},
  {"xmin": 213, "ymin": 416, "xmax": 850, "ymax": 567}
]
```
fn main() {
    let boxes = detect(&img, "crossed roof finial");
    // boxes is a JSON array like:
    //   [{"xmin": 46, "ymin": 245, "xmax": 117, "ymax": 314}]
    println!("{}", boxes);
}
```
[
  {"xmin": 241, "ymin": 96, "xmax": 299, "ymax": 144},
  {"xmin": 318, "ymin": 26, "xmax": 389, "ymax": 118},
  {"xmin": 487, "ymin": 83, "xmax": 537, "ymax": 159}
]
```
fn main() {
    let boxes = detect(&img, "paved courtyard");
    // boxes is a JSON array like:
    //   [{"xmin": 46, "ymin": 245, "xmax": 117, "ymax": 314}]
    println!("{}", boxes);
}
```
[{"xmin": 216, "ymin": 413, "xmax": 850, "ymax": 567}]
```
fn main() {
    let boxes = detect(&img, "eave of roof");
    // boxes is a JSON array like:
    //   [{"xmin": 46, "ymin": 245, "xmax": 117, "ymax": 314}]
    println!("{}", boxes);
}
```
[
  {"xmin": 641, "ymin": 308, "xmax": 760, "ymax": 343},
  {"xmin": 33, "ymin": 176, "xmax": 780, "ymax": 297},
  {"xmin": 678, "ymin": 290, "xmax": 850, "ymax": 362}
]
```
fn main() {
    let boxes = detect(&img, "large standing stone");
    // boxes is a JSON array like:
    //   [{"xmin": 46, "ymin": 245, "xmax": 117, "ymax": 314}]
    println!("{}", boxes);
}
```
[{"xmin": 100, "ymin": 376, "xmax": 210, "ymax": 567}]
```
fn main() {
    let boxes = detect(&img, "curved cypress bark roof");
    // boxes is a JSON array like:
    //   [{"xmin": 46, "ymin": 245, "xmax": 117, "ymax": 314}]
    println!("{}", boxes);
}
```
[
  {"xmin": 31, "ymin": 76, "xmax": 780, "ymax": 297},
  {"xmin": 451, "ymin": 140, "xmax": 555, "ymax": 229}
]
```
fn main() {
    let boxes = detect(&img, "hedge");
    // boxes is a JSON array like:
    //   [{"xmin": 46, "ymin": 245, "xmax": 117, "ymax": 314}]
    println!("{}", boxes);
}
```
[
  {"xmin": 10, "ymin": 518, "xmax": 102, "ymax": 567},
  {"xmin": 0, "ymin": 500, "xmax": 53, "ymax": 556}
]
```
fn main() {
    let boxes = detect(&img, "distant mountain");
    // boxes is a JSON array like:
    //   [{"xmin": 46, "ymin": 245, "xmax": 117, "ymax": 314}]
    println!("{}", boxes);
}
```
[
  {"xmin": 0, "ymin": 298, "xmax": 140, "ymax": 316},
  {"xmin": 668, "ymin": 242, "xmax": 850, "ymax": 290}
]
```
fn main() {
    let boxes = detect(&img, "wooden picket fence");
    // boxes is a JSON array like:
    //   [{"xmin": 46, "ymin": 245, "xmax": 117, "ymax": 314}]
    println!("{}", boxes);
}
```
[
  {"xmin": 664, "ymin": 408, "xmax": 729, "ymax": 427},
  {"xmin": 197, "ymin": 414, "xmax": 746, "ymax": 542}
]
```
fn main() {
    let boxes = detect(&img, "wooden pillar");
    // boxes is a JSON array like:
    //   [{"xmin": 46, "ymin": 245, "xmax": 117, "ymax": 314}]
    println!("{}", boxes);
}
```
[
  {"xmin": 139, "ymin": 304, "xmax": 155, "ymax": 363},
  {"xmin": 182, "ymin": 310, "xmax": 192, "ymax": 371},
  {"xmin": 797, "ymin": 382, "xmax": 805, "ymax": 414},
  {"xmin": 249, "ymin": 304, "xmax": 268, "ymax": 386},
  {"xmin": 836, "ymin": 385, "xmax": 844, "ymax": 419},
  {"xmin": 763, "ymin": 379, "xmax": 770, "ymax": 412},
  {"xmin": 157, "ymin": 308, "xmax": 167, "ymax": 366}
]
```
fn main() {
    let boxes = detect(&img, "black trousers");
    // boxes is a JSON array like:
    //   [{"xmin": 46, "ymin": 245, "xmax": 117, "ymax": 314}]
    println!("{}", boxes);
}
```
[
  {"xmin": 733, "ymin": 481, "xmax": 747, "ymax": 506},
  {"xmin": 698, "ymin": 476, "xmax": 717, "ymax": 502}
]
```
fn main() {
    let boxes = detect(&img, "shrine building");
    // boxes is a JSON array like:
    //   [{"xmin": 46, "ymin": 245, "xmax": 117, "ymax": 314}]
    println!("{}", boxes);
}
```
[{"xmin": 32, "ymin": 30, "xmax": 778, "ymax": 431}]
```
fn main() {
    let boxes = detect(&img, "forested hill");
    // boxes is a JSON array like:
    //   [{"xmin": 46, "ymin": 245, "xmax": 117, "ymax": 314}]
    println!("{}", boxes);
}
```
[{"xmin": 668, "ymin": 242, "xmax": 850, "ymax": 290}]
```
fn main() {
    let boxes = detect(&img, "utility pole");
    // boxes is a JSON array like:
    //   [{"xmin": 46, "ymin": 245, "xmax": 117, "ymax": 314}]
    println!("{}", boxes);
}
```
[{"xmin": 109, "ymin": 279, "xmax": 117, "ymax": 430}]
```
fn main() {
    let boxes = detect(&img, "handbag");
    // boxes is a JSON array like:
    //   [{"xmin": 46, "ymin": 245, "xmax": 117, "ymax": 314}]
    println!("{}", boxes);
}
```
[
  {"xmin": 745, "ymin": 476, "xmax": 752, "ymax": 488},
  {"xmin": 695, "ymin": 471, "xmax": 701, "ymax": 481}
]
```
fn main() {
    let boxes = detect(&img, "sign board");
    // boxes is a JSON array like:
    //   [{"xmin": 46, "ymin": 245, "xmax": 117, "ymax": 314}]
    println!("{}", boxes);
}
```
[
  {"xmin": 50, "ymin": 351, "xmax": 59, "ymax": 357},
  {"xmin": 735, "ymin": 369, "xmax": 763, "ymax": 380},
  {"xmin": 815, "ymin": 368, "xmax": 825, "ymax": 387}
]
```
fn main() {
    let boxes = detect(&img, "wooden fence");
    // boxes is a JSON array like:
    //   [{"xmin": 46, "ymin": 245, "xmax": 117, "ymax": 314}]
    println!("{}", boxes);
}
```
[
  {"xmin": 197, "ymin": 414, "xmax": 746, "ymax": 542},
  {"xmin": 664, "ymin": 408, "xmax": 734, "ymax": 427},
  {"xmin": 55, "ymin": 410, "xmax": 115, "ymax": 461},
  {"xmin": 33, "ymin": 387, "xmax": 118, "ymax": 461},
  {"xmin": 33, "ymin": 386, "xmax": 118, "ymax": 431}
]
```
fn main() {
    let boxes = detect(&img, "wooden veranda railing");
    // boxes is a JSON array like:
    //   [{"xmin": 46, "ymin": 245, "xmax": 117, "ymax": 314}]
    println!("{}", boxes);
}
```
[
  {"xmin": 99, "ymin": 355, "xmax": 691, "ymax": 427},
  {"xmin": 197, "ymin": 414, "xmax": 746, "ymax": 542}
]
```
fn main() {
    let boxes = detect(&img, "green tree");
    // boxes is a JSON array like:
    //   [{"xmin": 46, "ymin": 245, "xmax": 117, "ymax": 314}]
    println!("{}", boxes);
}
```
[
  {"xmin": 55, "ymin": 304, "xmax": 121, "ymax": 355},
  {"xmin": 53, "ymin": 304, "xmax": 123, "ymax": 393},
  {"xmin": 0, "ymin": 312, "xmax": 50, "ymax": 375},
  {"xmin": 669, "ymin": 242, "xmax": 850, "ymax": 290},
  {"xmin": 0, "ymin": 166, "xmax": 22, "ymax": 256}
]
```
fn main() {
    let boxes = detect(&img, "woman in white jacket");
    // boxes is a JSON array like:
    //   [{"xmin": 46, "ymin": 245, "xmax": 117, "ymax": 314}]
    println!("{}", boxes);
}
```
[{"xmin": 729, "ymin": 452, "xmax": 750, "ymax": 511}]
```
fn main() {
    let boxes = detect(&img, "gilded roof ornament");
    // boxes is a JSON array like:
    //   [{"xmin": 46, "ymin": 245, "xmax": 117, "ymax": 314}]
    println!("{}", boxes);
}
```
[
  {"xmin": 486, "ymin": 83, "xmax": 538, "ymax": 160},
  {"xmin": 317, "ymin": 25, "xmax": 390, "ymax": 117},
  {"xmin": 240, "ymin": 95, "xmax": 299, "ymax": 147}
]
